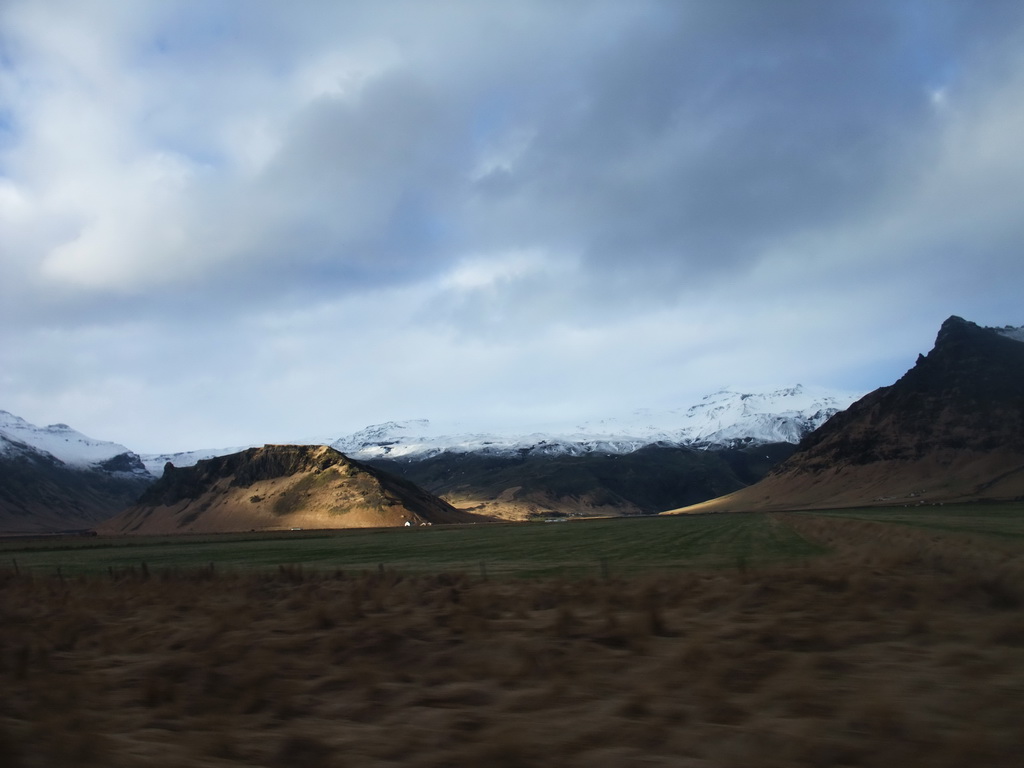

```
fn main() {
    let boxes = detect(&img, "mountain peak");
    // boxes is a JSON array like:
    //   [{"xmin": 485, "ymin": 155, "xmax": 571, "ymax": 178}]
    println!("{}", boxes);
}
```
[
  {"xmin": 0, "ymin": 409, "xmax": 148, "ymax": 476},
  {"xmin": 788, "ymin": 314, "xmax": 1024, "ymax": 480},
  {"xmin": 935, "ymin": 314, "xmax": 986, "ymax": 346},
  {"xmin": 908, "ymin": 316, "xmax": 1024, "ymax": 404},
  {"xmin": 939, "ymin": 313, "xmax": 969, "ymax": 328},
  {"xmin": 934, "ymin": 315, "xmax": 1024, "ymax": 348},
  {"xmin": 670, "ymin": 315, "xmax": 1024, "ymax": 513}
]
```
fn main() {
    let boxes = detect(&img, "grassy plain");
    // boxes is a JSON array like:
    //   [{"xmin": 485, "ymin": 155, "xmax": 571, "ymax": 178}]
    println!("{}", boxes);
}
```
[
  {"xmin": 800, "ymin": 501, "xmax": 1024, "ymax": 539},
  {"xmin": 2, "ymin": 506, "xmax": 1024, "ymax": 767},
  {"xmin": 1, "ymin": 512, "xmax": 826, "ymax": 578}
]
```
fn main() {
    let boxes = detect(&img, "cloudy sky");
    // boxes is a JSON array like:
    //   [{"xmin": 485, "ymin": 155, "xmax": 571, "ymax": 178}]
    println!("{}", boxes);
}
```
[{"xmin": 2, "ymin": 1, "xmax": 1024, "ymax": 453}]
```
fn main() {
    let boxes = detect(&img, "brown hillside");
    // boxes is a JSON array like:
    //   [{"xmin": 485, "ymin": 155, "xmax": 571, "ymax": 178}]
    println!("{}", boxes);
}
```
[
  {"xmin": 101, "ymin": 445, "xmax": 487, "ymax": 534},
  {"xmin": 668, "ymin": 316, "xmax": 1024, "ymax": 514},
  {"xmin": 673, "ymin": 448, "xmax": 1024, "ymax": 513}
]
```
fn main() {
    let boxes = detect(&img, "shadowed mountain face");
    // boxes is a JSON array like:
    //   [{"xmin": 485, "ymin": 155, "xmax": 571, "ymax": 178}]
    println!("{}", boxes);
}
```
[
  {"xmin": 368, "ymin": 442, "xmax": 797, "ymax": 519},
  {"xmin": 672, "ymin": 316, "xmax": 1024, "ymax": 512},
  {"xmin": 0, "ymin": 411, "xmax": 154, "ymax": 533},
  {"xmin": 0, "ymin": 438, "xmax": 153, "ymax": 533},
  {"xmin": 798, "ymin": 315, "xmax": 1024, "ymax": 464},
  {"xmin": 102, "ymin": 445, "xmax": 487, "ymax": 534}
]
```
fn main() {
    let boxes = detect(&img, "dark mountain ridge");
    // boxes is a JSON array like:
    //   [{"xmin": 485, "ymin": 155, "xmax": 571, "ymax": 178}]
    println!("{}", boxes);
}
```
[
  {"xmin": 369, "ymin": 442, "xmax": 797, "ymax": 518},
  {"xmin": 793, "ymin": 315, "xmax": 1024, "ymax": 467},
  {"xmin": 670, "ymin": 316, "xmax": 1024, "ymax": 513}
]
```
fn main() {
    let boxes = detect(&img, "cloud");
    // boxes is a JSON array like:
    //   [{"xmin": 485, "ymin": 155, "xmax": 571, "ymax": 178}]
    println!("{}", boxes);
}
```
[{"xmin": 2, "ymin": 1, "xmax": 1024, "ymax": 449}]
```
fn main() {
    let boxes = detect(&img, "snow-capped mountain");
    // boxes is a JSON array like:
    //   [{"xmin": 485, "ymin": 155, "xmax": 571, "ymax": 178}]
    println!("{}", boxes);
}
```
[
  {"xmin": 661, "ymin": 385, "xmax": 854, "ymax": 446},
  {"xmin": 0, "ymin": 410, "xmax": 155, "ymax": 532},
  {"xmin": 681, "ymin": 316, "xmax": 1024, "ymax": 513},
  {"xmin": 330, "ymin": 385, "xmax": 860, "ymax": 461},
  {"xmin": 134, "ymin": 385, "xmax": 859, "ymax": 474},
  {"xmin": 0, "ymin": 410, "xmax": 149, "ymax": 477},
  {"xmin": 330, "ymin": 420, "xmax": 655, "ymax": 460}
]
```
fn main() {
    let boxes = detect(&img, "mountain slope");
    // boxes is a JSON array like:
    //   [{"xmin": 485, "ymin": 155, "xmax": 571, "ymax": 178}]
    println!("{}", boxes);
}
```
[
  {"xmin": 0, "ymin": 412, "xmax": 153, "ymax": 533},
  {"xmin": 670, "ymin": 316, "xmax": 1024, "ymax": 513},
  {"xmin": 0, "ymin": 436, "xmax": 152, "ymax": 533},
  {"xmin": 338, "ymin": 387, "xmax": 837, "ymax": 518},
  {"xmin": 0, "ymin": 410, "xmax": 149, "ymax": 475},
  {"xmin": 329, "ymin": 385, "xmax": 857, "ymax": 461},
  {"xmin": 101, "ymin": 445, "xmax": 489, "ymax": 534},
  {"xmin": 130, "ymin": 387, "xmax": 848, "ymax": 520},
  {"xmin": 368, "ymin": 443, "xmax": 797, "ymax": 519}
]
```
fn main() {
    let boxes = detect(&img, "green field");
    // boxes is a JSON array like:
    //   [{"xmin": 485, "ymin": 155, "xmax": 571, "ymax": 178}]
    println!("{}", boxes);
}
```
[
  {"xmin": 4, "ymin": 503, "xmax": 1024, "ymax": 766},
  {"xmin": 1, "ymin": 513, "xmax": 825, "ymax": 578},
  {"xmin": 802, "ymin": 501, "xmax": 1024, "ymax": 539},
  {"xmin": 4, "ymin": 503, "xmax": 1023, "ymax": 578}
]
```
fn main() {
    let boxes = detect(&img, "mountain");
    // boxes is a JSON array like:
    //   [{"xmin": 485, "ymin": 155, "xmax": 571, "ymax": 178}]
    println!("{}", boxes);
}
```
[
  {"xmin": 0, "ymin": 411, "xmax": 153, "ymax": 533},
  {"xmin": 130, "ymin": 386, "xmax": 854, "ymax": 520},
  {"xmin": 670, "ymin": 316, "xmax": 1024, "ymax": 513},
  {"xmin": 0, "ymin": 410, "xmax": 149, "ymax": 476},
  {"xmin": 329, "ymin": 385, "xmax": 858, "ymax": 461},
  {"xmin": 135, "ymin": 386, "xmax": 854, "ymax": 475},
  {"xmin": 328, "ymin": 386, "xmax": 851, "ymax": 519},
  {"xmin": 366, "ymin": 442, "xmax": 798, "ymax": 520},
  {"xmin": 101, "ymin": 445, "xmax": 489, "ymax": 534},
  {"xmin": 1, "ymin": 384, "xmax": 850, "ymax": 532}
]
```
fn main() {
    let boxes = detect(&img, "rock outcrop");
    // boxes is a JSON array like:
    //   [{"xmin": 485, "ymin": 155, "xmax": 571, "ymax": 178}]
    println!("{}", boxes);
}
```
[{"xmin": 102, "ymin": 445, "xmax": 488, "ymax": 534}]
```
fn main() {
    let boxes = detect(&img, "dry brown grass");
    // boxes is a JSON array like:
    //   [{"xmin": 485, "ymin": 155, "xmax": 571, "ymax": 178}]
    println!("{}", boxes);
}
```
[
  {"xmin": 2, "ymin": 514, "xmax": 1023, "ymax": 767},
  {"xmin": 671, "ymin": 450, "xmax": 1024, "ymax": 514}
]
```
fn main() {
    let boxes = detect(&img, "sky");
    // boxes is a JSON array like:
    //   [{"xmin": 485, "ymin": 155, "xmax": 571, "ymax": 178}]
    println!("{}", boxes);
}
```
[{"xmin": 2, "ymin": 1, "xmax": 1024, "ymax": 453}]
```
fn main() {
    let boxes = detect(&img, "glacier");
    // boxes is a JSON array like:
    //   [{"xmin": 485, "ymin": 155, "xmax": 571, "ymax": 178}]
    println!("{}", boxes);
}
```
[{"xmin": 330, "ymin": 385, "xmax": 860, "ymax": 460}]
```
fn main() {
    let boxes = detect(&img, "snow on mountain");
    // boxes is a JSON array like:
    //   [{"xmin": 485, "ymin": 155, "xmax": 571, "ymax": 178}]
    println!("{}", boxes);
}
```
[
  {"xmin": 662, "ymin": 385, "xmax": 855, "ymax": 446},
  {"xmin": 996, "ymin": 324, "xmax": 1024, "ymax": 343},
  {"xmin": 0, "ymin": 432, "xmax": 50, "ymax": 464},
  {"xmin": 330, "ymin": 385, "xmax": 861, "ymax": 460},
  {"xmin": 134, "ymin": 385, "xmax": 860, "ymax": 470},
  {"xmin": 329, "ymin": 420, "xmax": 655, "ymax": 460},
  {"xmin": 0, "ymin": 410, "xmax": 150, "ymax": 476}
]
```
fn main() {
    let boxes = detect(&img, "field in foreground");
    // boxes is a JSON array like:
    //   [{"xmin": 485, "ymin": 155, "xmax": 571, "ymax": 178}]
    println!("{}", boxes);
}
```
[
  {"xmin": 2, "ymin": 508, "xmax": 1024, "ymax": 767},
  {"xmin": 1, "ymin": 513, "xmax": 826, "ymax": 578}
]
